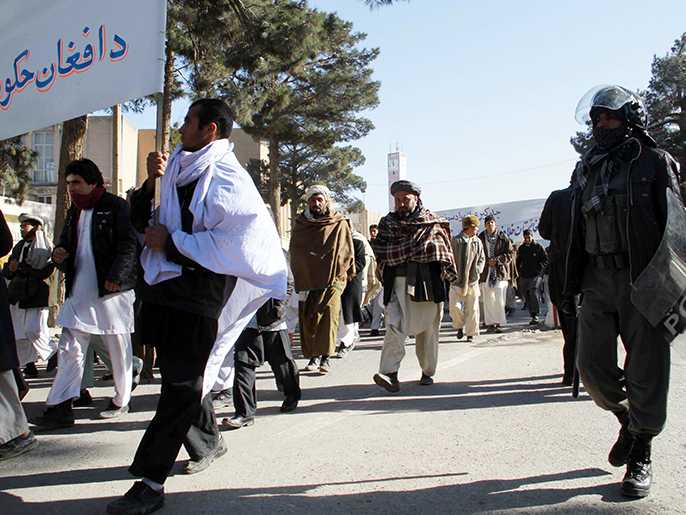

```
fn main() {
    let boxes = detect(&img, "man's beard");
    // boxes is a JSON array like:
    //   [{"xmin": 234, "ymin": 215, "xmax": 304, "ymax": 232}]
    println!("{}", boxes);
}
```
[
  {"xmin": 310, "ymin": 207, "xmax": 327, "ymax": 219},
  {"xmin": 396, "ymin": 205, "xmax": 416, "ymax": 219}
]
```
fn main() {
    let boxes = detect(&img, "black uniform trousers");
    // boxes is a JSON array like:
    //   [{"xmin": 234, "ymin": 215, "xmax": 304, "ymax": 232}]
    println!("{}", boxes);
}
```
[
  {"xmin": 233, "ymin": 328, "xmax": 300, "ymax": 418},
  {"xmin": 130, "ymin": 303, "xmax": 220, "ymax": 484},
  {"xmin": 557, "ymin": 299, "xmax": 578, "ymax": 383},
  {"xmin": 577, "ymin": 264, "xmax": 670, "ymax": 436}
]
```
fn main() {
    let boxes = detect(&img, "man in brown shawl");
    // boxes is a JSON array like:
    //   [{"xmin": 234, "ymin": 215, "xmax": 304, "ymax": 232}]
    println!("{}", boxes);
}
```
[
  {"xmin": 372, "ymin": 180, "xmax": 456, "ymax": 392},
  {"xmin": 290, "ymin": 185, "xmax": 354, "ymax": 374}
]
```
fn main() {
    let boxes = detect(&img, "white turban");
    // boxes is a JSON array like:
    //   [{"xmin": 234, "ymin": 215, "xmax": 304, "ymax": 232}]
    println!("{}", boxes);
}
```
[{"xmin": 304, "ymin": 184, "xmax": 331, "ymax": 201}]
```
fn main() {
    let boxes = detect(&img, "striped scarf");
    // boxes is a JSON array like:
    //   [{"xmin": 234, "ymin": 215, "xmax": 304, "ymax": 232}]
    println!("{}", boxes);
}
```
[{"xmin": 572, "ymin": 138, "xmax": 642, "ymax": 214}]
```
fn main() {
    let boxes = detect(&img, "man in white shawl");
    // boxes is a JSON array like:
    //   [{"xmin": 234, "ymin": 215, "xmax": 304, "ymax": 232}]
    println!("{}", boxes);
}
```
[
  {"xmin": 108, "ymin": 99, "xmax": 287, "ymax": 515},
  {"xmin": 2, "ymin": 214, "xmax": 56, "ymax": 377}
]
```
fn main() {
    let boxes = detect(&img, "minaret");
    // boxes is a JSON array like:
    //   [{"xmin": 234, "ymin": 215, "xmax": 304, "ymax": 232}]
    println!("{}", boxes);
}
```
[{"xmin": 387, "ymin": 144, "xmax": 407, "ymax": 211}]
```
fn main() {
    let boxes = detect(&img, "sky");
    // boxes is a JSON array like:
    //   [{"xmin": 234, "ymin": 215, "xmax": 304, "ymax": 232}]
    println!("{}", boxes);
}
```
[{"xmin": 123, "ymin": 0, "xmax": 686, "ymax": 214}]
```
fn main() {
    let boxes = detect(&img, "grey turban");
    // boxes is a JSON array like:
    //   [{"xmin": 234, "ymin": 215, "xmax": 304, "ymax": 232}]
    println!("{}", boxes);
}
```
[{"xmin": 390, "ymin": 180, "xmax": 421, "ymax": 196}]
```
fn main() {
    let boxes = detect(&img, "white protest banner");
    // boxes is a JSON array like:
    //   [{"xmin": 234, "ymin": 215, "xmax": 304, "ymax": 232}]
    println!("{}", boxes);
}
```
[
  {"xmin": 438, "ymin": 198, "xmax": 548, "ymax": 243},
  {"xmin": 0, "ymin": 0, "xmax": 166, "ymax": 140}
]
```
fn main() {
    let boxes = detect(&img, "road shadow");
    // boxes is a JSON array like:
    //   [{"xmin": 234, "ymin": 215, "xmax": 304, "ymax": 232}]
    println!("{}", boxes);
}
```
[
  {"xmin": 286, "ymin": 373, "xmax": 589, "ymax": 416},
  {"xmin": 0, "ymin": 467, "xmax": 651, "ymax": 515}
]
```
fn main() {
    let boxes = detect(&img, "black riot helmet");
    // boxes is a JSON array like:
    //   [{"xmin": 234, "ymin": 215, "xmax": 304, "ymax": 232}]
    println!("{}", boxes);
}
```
[{"xmin": 575, "ymin": 85, "xmax": 648, "ymax": 129}]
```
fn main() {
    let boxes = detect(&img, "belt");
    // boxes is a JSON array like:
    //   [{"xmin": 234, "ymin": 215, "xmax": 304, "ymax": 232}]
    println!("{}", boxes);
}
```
[{"xmin": 590, "ymin": 253, "xmax": 629, "ymax": 270}]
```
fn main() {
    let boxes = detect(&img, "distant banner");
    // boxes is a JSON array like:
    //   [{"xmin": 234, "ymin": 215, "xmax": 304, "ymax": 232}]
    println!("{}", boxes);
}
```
[
  {"xmin": 438, "ymin": 198, "xmax": 547, "ymax": 242},
  {"xmin": 0, "ymin": 0, "xmax": 166, "ymax": 140}
]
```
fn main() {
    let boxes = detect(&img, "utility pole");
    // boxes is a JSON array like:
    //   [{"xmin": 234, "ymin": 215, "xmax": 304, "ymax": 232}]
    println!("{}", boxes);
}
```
[{"xmin": 112, "ymin": 104, "xmax": 121, "ymax": 196}]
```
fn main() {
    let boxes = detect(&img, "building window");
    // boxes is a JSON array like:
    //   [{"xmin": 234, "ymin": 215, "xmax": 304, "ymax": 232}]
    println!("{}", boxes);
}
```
[{"xmin": 32, "ymin": 130, "xmax": 56, "ymax": 184}]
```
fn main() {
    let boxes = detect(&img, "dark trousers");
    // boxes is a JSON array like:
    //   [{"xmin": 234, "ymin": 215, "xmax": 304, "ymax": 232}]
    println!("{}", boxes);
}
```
[
  {"xmin": 557, "ymin": 299, "xmax": 578, "ymax": 382},
  {"xmin": 233, "ymin": 328, "xmax": 301, "ymax": 418},
  {"xmin": 577, "ymin": 264, "xmax": 671, "ymax": 436},
  {"xmin": 518, "ymin": 276, "xmax": 541, "ymax": 317},
  {"xmin": 130, "ymin": 303, "xmax": 220, "ymax": 484}
]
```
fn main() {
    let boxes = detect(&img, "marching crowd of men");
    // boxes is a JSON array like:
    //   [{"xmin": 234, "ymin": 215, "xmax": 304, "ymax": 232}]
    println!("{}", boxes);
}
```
[{"xmin": 0, "ymin": 84, "xmax": 682, "ymax": 513}]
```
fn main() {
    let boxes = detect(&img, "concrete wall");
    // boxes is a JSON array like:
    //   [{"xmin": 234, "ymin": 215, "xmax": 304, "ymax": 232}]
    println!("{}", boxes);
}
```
[
  {"xmin": 120, "ymin": 117, "xmax": 139, "ymax": 195},
  {"xmin": 346, "ymin": 209, "xmax": 383, "ymax": 239},
  {"xmin": 137, "ymin": 129, "xmax": 156, "ymax": 185},
  {"xmin": 0, "ymin": 196, "xmax": 56, "ymax": 243}
]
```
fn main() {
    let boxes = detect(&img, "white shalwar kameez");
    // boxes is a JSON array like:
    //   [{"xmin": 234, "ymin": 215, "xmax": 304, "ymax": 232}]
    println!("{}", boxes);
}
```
[
  {"xmin": 47, "ymin": 209, "xmax": 134, "ymax": 408},
  {"xmin": 10, "ymin": 305, "xmax": 54, "ymax": 366}
]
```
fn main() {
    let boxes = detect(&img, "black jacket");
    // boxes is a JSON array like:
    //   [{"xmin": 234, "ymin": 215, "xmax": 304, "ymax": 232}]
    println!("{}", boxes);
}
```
[
  {"xmin": 0, "ymin": 211, "xmax": 19, "ymax": 372},
  {"xmin": 516, "ymin": 241, "xmax": 547, "ymax": 279},
  {"xmin": 539, "ymin": 188, "xmax": 573, "ymax": 305},
  {"xmin": 130, "ymin": 181, "xmax": 233, "ymax": 319},
  {"xmin": 563, "ymin": 146, "xmax": 682, "ymax": 296},
  {"xmin": 2, "ymin": 240, "xmax": 55, "ymax": 309},
  {"xmin": 340, "ymin": 237, "xmax": 366, "ymax": 324},
  {"xmin": 56, "ymin": 191, "xmax": 138, "ymax": 298}
]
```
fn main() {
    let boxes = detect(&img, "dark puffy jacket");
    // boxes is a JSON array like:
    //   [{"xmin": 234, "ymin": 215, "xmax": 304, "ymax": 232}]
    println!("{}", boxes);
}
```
[
  {"xmin": 56, "ymin": 191, "xmax": 138, "ymax": 298},
  {"xmin": 563, "ymin": 146, "xmax": 682, "ymax": 296}
]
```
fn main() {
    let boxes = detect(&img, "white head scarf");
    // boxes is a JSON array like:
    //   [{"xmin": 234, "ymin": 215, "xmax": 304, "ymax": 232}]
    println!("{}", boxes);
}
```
[{"xmin": 17, "ymin": 214, "xmax": 52, "ymax": 269}]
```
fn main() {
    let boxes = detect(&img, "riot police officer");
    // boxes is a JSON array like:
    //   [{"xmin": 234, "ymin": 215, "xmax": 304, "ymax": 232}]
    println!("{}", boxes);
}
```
[{"xmin": 565, "ymin": 85, "xmax": 681, "ymax": 498}]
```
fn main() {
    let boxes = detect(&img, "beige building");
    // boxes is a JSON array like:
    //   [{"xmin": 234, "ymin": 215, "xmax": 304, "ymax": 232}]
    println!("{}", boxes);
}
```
[
  {"xmin": 24, "ymin": 114, "xmax": 140, "ymax": 204},
  {"xmin": 346, "ymin": 209, "xmax": 383, "ymax": 240}
]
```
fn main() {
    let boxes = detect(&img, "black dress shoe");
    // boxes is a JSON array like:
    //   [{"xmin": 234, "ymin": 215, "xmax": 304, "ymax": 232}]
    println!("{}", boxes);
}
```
[
  {"xmin": 33, "ymin": 401, "xmax": 74, "ymax": 431},
  {"xmin": 46, "ymin": 354, "xmax": 58, "ymax": 372},
  {"xmin": 419, "ymin": 374, "xmax": 434, "ymax": 386},
  {"xmin": 220, "ymin": 415, "xmax": 255, "ymax": 430},
  {"xmin": 73, "ymin": 389, "xmax": 93, "ymax": 407},
  {"xmin": 23, "ymin": 362, "xmax": 39, "ymax": 378},
  {"xmin": 107, "ymin": 481, "xmax": 164, "ymax": 515},
  {"xmin": 370, "ymin": 329, "xmax": 380, "ymax": 337},
  {"xmin": 373, "ymin": 373, "xmax": 399, "ymax": 393},
  {"xmin": 280, "ymin": 395, "xmax": 299, "ymax": 413},
  {"xmin": 456, "ymin": 329, "xmax": 464, "ymax": 340}
]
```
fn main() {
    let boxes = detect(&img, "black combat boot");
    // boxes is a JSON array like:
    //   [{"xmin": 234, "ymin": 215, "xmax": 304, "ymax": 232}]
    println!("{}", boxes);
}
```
[
  {"xmin": 621, "ymin": 434, "xmax": 652, "ymax": 498},
  {"xmin": 608, "ymin": 412, "xmax": 634, "ymax": 467}
]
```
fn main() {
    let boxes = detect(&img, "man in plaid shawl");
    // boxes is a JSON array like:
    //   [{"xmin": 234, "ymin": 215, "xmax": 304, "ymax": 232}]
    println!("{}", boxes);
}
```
[{"xmin": 372, "ymin": 180, "xmax": 456, "ymax": 392}]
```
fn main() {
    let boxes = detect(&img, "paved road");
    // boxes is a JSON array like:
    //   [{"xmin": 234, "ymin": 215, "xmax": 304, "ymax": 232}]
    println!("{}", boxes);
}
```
[{"xmin": 1, "ymin": 313, "xmax": 685, "ymax": 514}]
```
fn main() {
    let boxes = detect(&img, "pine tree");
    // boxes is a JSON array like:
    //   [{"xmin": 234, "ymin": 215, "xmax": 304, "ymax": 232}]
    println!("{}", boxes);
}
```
[
  {"xmin": 0, "ymin": 137, "xmax": 37, "ymax": 201},
  {"xmin": 644, "ymin": 33, "xmax": 686, "ymax": 177},
  {"xmin": 192, "ymin": 1, "xmax": 379, "ymax": 233},
  {"xmin": 280, "ymin": 142, "xmax": 366, "ymax": 226}
]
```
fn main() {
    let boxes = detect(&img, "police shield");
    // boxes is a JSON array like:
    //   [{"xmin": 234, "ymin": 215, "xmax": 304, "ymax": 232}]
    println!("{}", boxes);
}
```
[{"xmin": 631, "ymin": 188, "xmax": 686, "ymax": 338}]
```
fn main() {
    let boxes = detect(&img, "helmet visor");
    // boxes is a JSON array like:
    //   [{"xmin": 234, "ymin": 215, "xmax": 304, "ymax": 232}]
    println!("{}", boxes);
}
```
[{"xmin": 575, "ymin": 84, "xmax": 644, "ymax": 125}]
